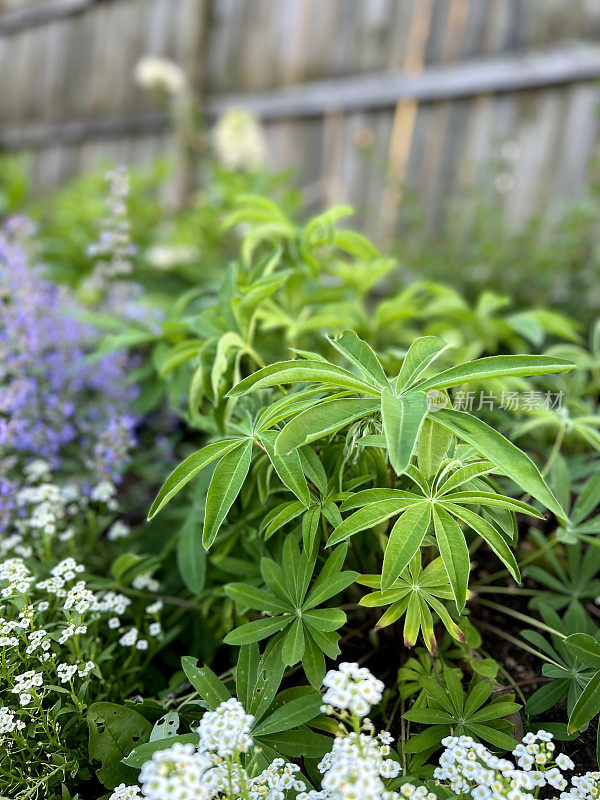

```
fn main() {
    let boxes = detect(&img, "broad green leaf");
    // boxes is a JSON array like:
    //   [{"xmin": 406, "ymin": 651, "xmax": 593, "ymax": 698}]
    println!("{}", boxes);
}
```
[
  {"xmin": 87, "ymin": 703, "xmax": 152, "ymax": 789},
  {"xmin": 259, "ymin": 431, "xmax": 310, "ymax": 507},
  {"xmin": 381, "ymin": 389, "xmax": 428, "ymax": 475},
  {"xmin": 328, "ymin": 330, "xmax": 390, "ymax": 388},
  {"xmin": 395, "ymin": 336, "xmax": 449, "ymax": 393},
  {"xmin": 276, "ymin": 398, "xmax": 380, "ymax": 453},
  {"xmin": 433, "ymin": 409, "xmax": 566, "ymax": 520},
  {"xmin": 568, "ymin": 674, "xmax": 600, "ymax": 732},
  {"xmin": 260, "ymin": 558, "xmax": 292, "ymax": 604},
  {"xmin": 418, "ymin": 355, "xmax": 573, "ymax": 392},
  {"xmin": 433, "ymin": 506, "xmax": 470, "ymax": 611},
  {"xmin": 381, "ymin": 504, "xmax": 431, "ymax": 590},
  {"xmin": 304, "ymin": 546, "xmax": 357, "ymax": 608},
  {"xmin": 225, "ymin": 583, "xmax": 291, "ymax": 614},
  {"xmin": 181, "ymin": 658, "xmax": 231, "ymax": 708},
  {"xmin": 228, "ymin": 360, "xmax": 379, "ymax": 397},
  {"xmin": 148, "ymin": 438, "xmax": 243, "ymax": 519},
  {"xmin": 328, "ymin": 497, "xmax": 418, "ymax": 547},
  {"xmin": 260, "ymin": 501, "xmax": 305, "ymax": 540},
  {"xmin": 340, "ymin": 488, "xmax": 422, "ymax": 512},
  {"xmin": 203, "ymin": 440, "xmax": 253, "ymax": 548}
]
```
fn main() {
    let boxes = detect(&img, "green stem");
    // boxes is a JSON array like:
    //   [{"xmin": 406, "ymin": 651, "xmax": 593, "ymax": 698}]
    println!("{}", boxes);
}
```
[{"xmin": 476, "ymin": 598, "xmax": 566, "ymax": 639}]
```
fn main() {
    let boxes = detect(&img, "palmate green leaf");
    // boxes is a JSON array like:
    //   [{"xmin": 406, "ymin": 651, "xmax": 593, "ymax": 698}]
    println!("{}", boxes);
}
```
[
  {"xmin": 328, "ymin": 497, "xmax": 419, "ymax": 547},
  {"xmin": 568, "ymin": 672, "xmax": 600, "ymax": 733},
  {"xmin": 417, "ymin": 354, "xmax": 573, "ymax": 392},
  {"xmin": 304, "ymin": 545, "xmax": 357, "ymax": 608},
  {"xmin": 433, "ymin": 409, "xmax": 566, "ymax": 520},
  {"xmin": 260, "ymin": 557, "xmax": 292, "ymax": 605},
  {"xmin": 259, "ymin": 501, "xmax": 305, "ymax": 539},
  {"xmin": 148, "ymin": 438, "xmax": 243, "ymax": 519},
  {"xmin": 340, "ymin": 488, "xmax": 423, "ymax": 511},
  {"xmin": 258, "ymin": 431, "xmax": 310, "ymax": 506},
  {"xmin": 203, "ymin": 440, "xmax": 253, "ymax": 548},
  {"xmin": 303, "ymin": 608, "xmax": 346, "ymax": 631},
  {"xmin": 328, "ymin": 330, "xmax": 390, "ymax": 388},
  {"xmin": 275, "ymin": 398, "xmax": 380, "ymax": 454},
  {"xmin": 381, "ymin": 504, "xmax": 431, "ymax": 590},
  {"xmin": 381, "ymin": 389, "xmax": 428, "ymax": 475},
  {"xmin": 433, "ymin": 506, "xmax": 470, "ymax": 611},
  {"xmin": 395, "ymin": 336, "xmax": 449, "ymax": 393},
  {"xmin": 228, "ymin": 360, "xmax": 379, "ymax": 397}
]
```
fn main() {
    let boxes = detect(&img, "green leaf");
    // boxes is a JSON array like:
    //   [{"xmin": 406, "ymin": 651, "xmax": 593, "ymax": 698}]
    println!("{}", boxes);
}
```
[
  {"xmin": 381, "ymin": 504, "xmax": 431, "ymax": 590},
  {"xmin": 259, "ymin": 431, "xmax": 310, "ymax": 507},
  {"xmin": 303, "ymin": 608, "xmax": 346, "ymax": 632},
  {"xmin": 568, "ymin": 672, "xmax": 600, "ymax": 733},
  {"xmin": 176, "ymin": 517, "xmax": 206, "ymax": 595},
  {"xmin": 448, "ymin": 504, "xmax": 520, "ymax": 582},
  {"xmin": 148, "ymin": 438, "xmax": 243, "ymax": 519},
  {"xmin": 417, "ymin": 417, "xmax": 454, "ymax": 481},
  {"xmin": 328, "ymin": 330, "xmax": 390, "ymax": 388},
  {"xmin": 381, "ymin": 389, "xmax": 428, "ymax": 475},
  {"xmin": 253, "ymin": 693, "xmax": 323, "ymax": 736},
  {"xmin": 224, "ymin": 615, "xmax": 291, "ymax": 646},
  {"xmin": 328, "ymin": 497, "xmax": 418, "ymax": 547},
  {"xmin": 276, "ymin": 398, "xmax": 380, "ymax": 453},
  {"xmin": 433, "ymin": 505, "xmax": 470, "ymax": 611},
  {"xmin": 181, "ymin": 658, "xmax": 231, "ymax": 708},
  {"xmin": 433, "ymin": 409, "xmax": 566, "ymax": 520},
  {"xmin": 88, "ymin": 703, "xmax": 152, "ymax": 789},
  {"xmin": 437, "ymin": 462, "xmax": 496, "ymax": 495},
  {"xmin": 418, "ymin": 355, "xmax": 574, "ymax": 392},
  {"xmin": 565, "ymin": 634, "xmax": 600, "ymax": 669},
  {"xmin": 225, "ymin": 583, "xmax": 291, "ymax": 614},
  {"xmin": 302, "ymin": 632, "xmax": 326, "ymax": 689},
  {"xmin": 281, "ymin": 618, "xmax": 305, "ymax": 665},
  {"xmin": 122, "ymin": 734, "xmax": 199, "ymax": 768},
  {"xmin": 395, "ymin": 336, "xmax": 449, "ymax": 393},
  {"xmin": 203, "ymin": 440, "xmax": 253, "ymax": 548},
  {"xmin": 228, "ymin": 360, "xmax": 379, "ymax": 397},
  {"xmin": 236, "ymin": 644, "xmax": 259, "ymax": 711}
]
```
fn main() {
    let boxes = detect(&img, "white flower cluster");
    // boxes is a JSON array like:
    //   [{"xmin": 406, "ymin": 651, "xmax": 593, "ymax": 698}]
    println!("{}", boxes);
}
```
[
  {"xmin": 115, "ymin": 666, "xmax": 403, "ymax": 800},
  {"xmin": 432, "ymin": 733, "xmax": 576, "ymax": 800},
  {"xmin": 562, "ymin": 772, "xmax": 600, "ymax": 800},
  {"xmin": 322, "ymin": 662, "xmax": 385, "ymax": 717},
  {"xmin": 212, "ymin": 109, "xmax": 266, "ymax": 172},
  {"xmin": 0, "ymin": 706, "xmax": 26, "ymax": 734},
  {"xmin": 317, "ymin": 730, "xmax": 401, "ymax": 800},
  {"xmin": 195, "ymin": 697, "xmax": 254, "ymax": 756}
]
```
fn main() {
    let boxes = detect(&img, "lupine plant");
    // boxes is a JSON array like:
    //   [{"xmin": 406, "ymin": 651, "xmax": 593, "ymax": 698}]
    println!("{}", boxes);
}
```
[{"xmin": 4, "ymin": 158, "xmax": 600, "ymax": 800}]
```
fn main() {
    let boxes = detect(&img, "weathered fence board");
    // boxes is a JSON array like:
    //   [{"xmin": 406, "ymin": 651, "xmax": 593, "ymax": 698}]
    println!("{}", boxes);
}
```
[{"xmin": 1, "ymin": 0, "xmax": 600, "ymax": 237}]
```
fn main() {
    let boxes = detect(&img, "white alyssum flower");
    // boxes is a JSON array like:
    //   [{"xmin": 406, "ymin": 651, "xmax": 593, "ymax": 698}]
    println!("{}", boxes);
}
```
[
  {"xmin": 321, "ymin": 662, "xmax": 384, "ymax": 717},
  {"xmin": 138, "ymin": 742, "xmax": 214, "ymax": 800},
  {"xmin": 0, "ymin": 706, "xmax": 25, "ymax": 734},
  {"xmin": 196, "ymin": 697, "xmax": 254, "ymax": 756},
  {"xmin": 109, "ymin": 784, "xmax": 142, "ymax": 799}
]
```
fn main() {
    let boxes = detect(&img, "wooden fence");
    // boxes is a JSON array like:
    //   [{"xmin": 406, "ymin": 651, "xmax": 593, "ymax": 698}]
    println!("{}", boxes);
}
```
[{"xmin": 1, "ymin": 0, "xmax": 600, "ymax": 237}]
